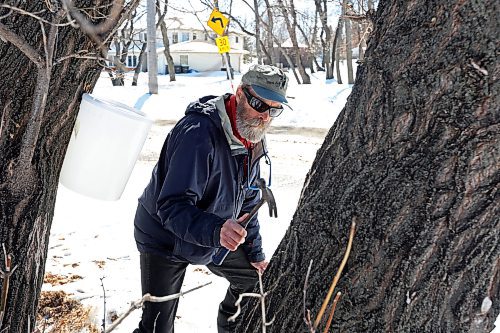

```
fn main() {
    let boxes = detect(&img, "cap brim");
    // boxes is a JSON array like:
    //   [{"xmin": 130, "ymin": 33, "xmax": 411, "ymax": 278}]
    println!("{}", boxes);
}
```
[{"xmin": 251, "ymin": 85, "xmax": 288, "ymax": 104}]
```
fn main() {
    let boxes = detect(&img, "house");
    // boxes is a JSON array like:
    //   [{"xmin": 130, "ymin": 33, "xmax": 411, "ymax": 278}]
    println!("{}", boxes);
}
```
[
  {"xmin": 268, "ymin": 38, "xmax": 309, "ymax": 68},
  {"xmin": 157, "ymin": 38, "xmax": 247, "ymax": 73},
  {"xmin": 108, "ymin": 16, "xmax": 248, "ymax": 73}
]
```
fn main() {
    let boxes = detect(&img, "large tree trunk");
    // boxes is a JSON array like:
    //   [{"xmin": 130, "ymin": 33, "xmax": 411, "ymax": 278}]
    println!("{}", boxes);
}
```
[
  {"xmin": 238, "ymin": 0, "xmax": 499, "ymax": 331},
  {"xmin": 0, "ymin": 2, "xmax": 133, "ymax": 332}
]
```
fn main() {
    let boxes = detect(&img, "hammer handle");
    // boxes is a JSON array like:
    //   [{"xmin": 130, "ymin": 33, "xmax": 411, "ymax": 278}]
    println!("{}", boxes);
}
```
[{"xmin": 212, "ymin": 200, "xmax": 265, "ymax": 265}]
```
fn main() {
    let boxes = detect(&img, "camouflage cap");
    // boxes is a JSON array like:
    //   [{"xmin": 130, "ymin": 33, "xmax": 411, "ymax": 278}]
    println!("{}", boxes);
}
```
[{"xmin": 241, "ymin": 65, "xmax": 289, "ymax": 103}]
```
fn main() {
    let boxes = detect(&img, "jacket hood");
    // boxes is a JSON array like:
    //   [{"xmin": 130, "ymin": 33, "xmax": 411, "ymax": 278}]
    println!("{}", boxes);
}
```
[{"xmin": 185, "ymin": 94, "xmax": 247, "ymax": 156}]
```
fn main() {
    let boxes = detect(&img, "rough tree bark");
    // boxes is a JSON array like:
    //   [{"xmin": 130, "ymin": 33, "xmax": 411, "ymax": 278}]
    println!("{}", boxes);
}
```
[
  {"xmin": 0, "ymin": 1, "xmax": 137, "ymax": 332},
  {"xmin": 238, "ymin": 0, "xmax": 499, "ymax": 331}
]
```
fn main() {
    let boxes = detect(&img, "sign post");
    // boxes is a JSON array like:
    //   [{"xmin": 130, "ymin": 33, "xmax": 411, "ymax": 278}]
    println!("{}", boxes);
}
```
[{"xmin": 207, "ymin": 7, "xmax": 234, "ymax": 89}]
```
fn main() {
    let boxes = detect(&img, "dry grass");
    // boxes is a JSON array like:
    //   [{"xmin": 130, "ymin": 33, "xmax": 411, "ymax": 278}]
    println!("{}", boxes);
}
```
[
  {"xmin": 36, "ymin": 290, "xmax": 100, "ymax": 333},
  {"xmin": 44, "ymin": 272, "xmax": 82, "ymax": 286}
]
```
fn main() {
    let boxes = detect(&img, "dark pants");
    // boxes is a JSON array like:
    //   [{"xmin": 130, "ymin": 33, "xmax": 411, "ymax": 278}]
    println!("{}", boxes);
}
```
[{"xmin": 136, "ymin": 248, "xmax": 259, "ymax": 333}]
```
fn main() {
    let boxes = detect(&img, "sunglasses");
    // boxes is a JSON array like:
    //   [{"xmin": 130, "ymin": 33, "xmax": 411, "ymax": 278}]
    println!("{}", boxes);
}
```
[{"xmin": 242, "ymin": 87, "xmax": 284, "ymax": 118}]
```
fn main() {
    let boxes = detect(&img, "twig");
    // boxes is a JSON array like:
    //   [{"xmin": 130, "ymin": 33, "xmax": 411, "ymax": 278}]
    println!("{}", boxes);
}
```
[
  {"xmin": 303, "ymin": 259, "xmax": 314, "ymax": 331},
  {"xmin": 0, "ymin": 244, "xmax": 18, "ymax": 328},
  {"xmin": 0, "ymin": 5, "xmax": 75, "ymax": 26},
  {"xmin": 228, "ymin": 271, "xmax": 275, "ymax": 333},
  {"xmin": 227, "ymin": 292, "xmax": 262, "ymax": 322},
  {"xmin": 104, "ymin": 281, "xmax": 212, "ymax": 333},
  {"xmin": 62, "ymin": 0, "xmax": 124, "ymax": 35},
  {"xmin": 99, "ymin": 0, "xmax": 142, "ymax": 48},
  {"xmin": 100, "ymin": 277, "xmax": 106, "ymax": 333},
  {"xmin": 258, "ymin": 271, "xmax": 273, "ymax": 332},
  {"xmin": 322, "ymin": 292, "xmax": 342, "ymax": 333},
  {"xmin": 313, "ymin": 220, "xmax": 356, "ymax": 330}
]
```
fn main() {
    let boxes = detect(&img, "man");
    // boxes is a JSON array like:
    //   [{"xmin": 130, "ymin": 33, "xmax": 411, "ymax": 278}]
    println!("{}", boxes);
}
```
[{"xmin": 133, "ymin": 65, "xmax": 289, "ymax": 333}]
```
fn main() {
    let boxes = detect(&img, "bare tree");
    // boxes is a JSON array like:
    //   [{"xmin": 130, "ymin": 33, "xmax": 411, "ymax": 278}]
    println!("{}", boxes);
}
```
[
  {"xmin": 315, "ymin": 0, "xmax": 333, "ymax": 78},
  {"xmin": 343, "ymin": 0, "xmax": 354, "ymax": 84},
  {"xmin": 237, "ymin": 0, "xmax": 499, "ymax": 331},
  {"xmin": 0, "ymin": 1, "xmax": 140, "ymax": 331},
  {"xmin": 108, "ymin": 10, "xmax": 138, "ymax": 86},
  {"xmin": 158, "ymin": 0, "xmax": 176, "ymax": 82},
  {"xmin": 276, "ymin": 0, "xmax": 311, "ymax": 84},
  {"xmin": 253, "ymin": 0, "xmax": 262, "ymax": 64},
  {"xmin": 294, "ymin": 9, "xmax": 320, "ymax": 73},
  {"xmin": 334, "ymin": 20, "xmax": 343, "ymax": 84},
  {"xmin": 132, "ymin": 41, "xmax": 148, "ymax": 86},
  {"xmin": 263, "ymin": 0, "xmax": 276, "ymax": 65}
]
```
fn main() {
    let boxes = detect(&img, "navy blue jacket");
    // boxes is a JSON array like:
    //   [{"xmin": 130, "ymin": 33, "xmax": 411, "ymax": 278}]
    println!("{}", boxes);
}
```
[{"xmin": 134, "ymin": 94, "xmax": 266, "ymax": 265}]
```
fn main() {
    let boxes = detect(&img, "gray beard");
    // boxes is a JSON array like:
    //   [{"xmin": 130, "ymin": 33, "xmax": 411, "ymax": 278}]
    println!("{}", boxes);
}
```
[{"xmin": 236, "ymin": 104, "xmax": 271, "ymax": 143}]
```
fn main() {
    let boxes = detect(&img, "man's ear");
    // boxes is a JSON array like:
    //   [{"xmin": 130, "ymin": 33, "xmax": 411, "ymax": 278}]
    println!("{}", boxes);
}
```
[{"xmin": 235, "ymin": 86, "xmax": 244, "ymax": 103}]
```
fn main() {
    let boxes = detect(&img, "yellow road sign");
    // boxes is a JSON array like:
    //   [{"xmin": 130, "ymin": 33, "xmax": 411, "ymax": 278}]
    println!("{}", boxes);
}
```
[
  {"xmin": 207, "ymin": 9, "xmax": 229, "ymax": 36},
  {"xmin": 215, "ymin": 36, "xmax": 231, "ymax": 54}
]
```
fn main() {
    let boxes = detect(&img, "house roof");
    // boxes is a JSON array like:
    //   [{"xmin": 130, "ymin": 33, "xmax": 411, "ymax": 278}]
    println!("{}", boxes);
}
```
[
  {"xmin": 157, "ymin": 40, "xmax": 248, "ymax": 54},
  {"xmin": 276, "ymin": 38, "xmax": 308, "ymax": 48},
  {"xmin": 164, "ymin": 16, "xmax": 205, "ymax": 31}
]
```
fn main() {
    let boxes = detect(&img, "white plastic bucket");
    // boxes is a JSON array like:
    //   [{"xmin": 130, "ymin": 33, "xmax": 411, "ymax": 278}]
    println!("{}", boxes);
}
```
[{"xmin": 59, "ymin": 93, "xmax": 153, "ymax": 200}]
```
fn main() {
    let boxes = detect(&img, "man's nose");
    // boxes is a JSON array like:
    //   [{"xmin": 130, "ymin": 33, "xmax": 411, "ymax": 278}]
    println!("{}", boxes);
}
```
[{"xmin": 259, "ymin": 110, "xmax": 271, "ymax": 122}]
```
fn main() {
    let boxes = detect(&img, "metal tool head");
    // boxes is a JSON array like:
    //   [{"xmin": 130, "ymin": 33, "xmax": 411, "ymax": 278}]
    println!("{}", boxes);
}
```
[{"xmin": 255, "ymin": 178, "xmax": 277, "ymax": 218}]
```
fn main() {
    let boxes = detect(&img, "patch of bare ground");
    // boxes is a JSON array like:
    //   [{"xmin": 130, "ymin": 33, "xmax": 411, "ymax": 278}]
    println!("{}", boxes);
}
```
[
  {"xmin": 44, "ymin": 272, "xmax": 82, "ymax": 286},
  {"xmin": 36, "ymin": 290, "xmax": 99, "ymax": 333}
]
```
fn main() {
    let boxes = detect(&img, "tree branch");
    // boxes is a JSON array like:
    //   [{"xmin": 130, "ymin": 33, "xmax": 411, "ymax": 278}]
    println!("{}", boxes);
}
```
[
  {"xmin": 62, "ymin": 0, "xmax": 124, "ymax": 36},
  {"xmin": 0, "ymin": 22, "xmax": 43, "ymax": 67},
  {"xmin": 313, "ymin": 219, "xmax": 356, "ymax": 329},
  {"xmin": 0, "ymin": 4, "xmax": 75, "ymax": 26},
  {"xmin": 104, "ymin": 282, "xmax": 212, "ymax": 333}
]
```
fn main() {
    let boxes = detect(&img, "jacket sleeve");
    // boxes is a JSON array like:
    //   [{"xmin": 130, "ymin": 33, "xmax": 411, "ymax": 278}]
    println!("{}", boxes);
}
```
[
  {"xmin": 156, "ymin": 117, "xmax": 225, "ymax": 248},
  {"xmin": 240, "ymin": 185, "xmax": 266, "ymax": 263}
]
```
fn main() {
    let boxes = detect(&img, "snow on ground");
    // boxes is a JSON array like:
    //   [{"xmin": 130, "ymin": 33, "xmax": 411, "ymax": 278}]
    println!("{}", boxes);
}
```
[{"xmin": 45, "ymin": 65, "xmax": 500, "ymax": 332}]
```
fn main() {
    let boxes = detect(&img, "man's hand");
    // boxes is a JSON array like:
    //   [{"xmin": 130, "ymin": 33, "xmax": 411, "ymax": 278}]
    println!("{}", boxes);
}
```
[
  {"xmin": 220, "ymin": 214, "xmax": 248, "ymax": 251},
  {"xmin": 251, "ymin": 261, "xmax": 269, "ymax": 274}
]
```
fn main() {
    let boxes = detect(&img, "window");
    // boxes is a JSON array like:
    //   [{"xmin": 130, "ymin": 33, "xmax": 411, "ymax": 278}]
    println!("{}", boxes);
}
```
[
  {"xmin": 235, "ymin": 36, "xmax": 239, "ymax": 43},
  {"xmin": 172, "ymin": 33, "xmax": 178, "ymax": 44},
  {"xmin": 193, "ymin": 33, "xmax": 197, "ymax": 40},
  {"xmin": 180, "ymin": 55, "xmax": 188, "ymax": 66},
  {"xmin": 127, "ymin": 55, "xmax": 137, "ymax": 67},
  {"xmin": 181, "ymin": 32, "xmax": 190, "ymax": 42}
]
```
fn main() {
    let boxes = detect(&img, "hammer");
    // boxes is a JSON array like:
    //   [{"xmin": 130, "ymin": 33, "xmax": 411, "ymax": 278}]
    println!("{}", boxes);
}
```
[{"xmin": 212, "ymin": 178, "xmax": 277, "ymax": 265}]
